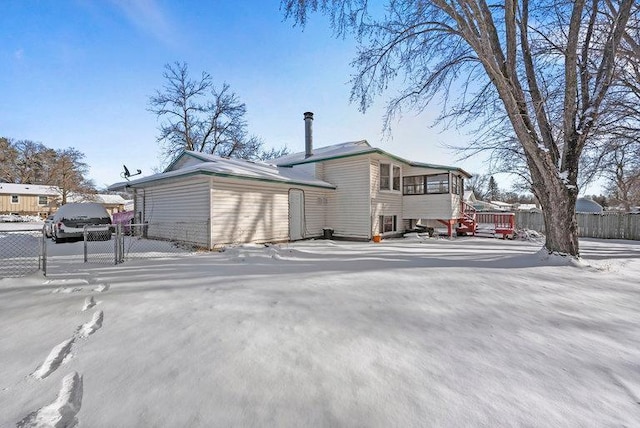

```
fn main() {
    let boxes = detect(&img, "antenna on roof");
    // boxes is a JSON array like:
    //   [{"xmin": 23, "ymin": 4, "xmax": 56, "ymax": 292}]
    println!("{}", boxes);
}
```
[{"xmin": 121, "ymin": 165, "xmax": 142, "ymax": 181}]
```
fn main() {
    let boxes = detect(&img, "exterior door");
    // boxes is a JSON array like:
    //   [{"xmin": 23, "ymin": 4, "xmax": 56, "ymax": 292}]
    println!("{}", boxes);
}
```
[{"xmin": 289, "ymin": 189, "xmax": 304, "ymax": 241}]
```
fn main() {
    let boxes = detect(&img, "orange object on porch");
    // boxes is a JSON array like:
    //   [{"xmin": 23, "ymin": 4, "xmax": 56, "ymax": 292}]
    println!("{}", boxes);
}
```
[{"xmin": 372, "ymin": 235, "xmax": 381, "ymax": 243}]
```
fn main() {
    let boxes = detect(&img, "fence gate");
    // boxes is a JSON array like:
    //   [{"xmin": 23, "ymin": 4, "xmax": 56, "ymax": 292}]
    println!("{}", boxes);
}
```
[{"xmin": 0, "ymin": 228, "xmax": 45, "ymax": 278}]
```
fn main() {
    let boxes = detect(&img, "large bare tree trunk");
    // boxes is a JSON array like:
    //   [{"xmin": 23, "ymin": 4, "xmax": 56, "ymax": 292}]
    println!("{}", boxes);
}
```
[{"xmin": 531, "ymin": 168, "xmax": 580, "ymax": 255}]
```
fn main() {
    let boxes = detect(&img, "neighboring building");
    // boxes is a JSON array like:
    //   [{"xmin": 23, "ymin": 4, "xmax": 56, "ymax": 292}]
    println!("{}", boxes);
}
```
[
  {"xmin": 0, "ymin": 183, "xmax": 59, "ymax": 217},
  {"xmin": 73, "ymin": 194, "xmax": 127, "ymax": 215},
  {"xmin": 576, "ymin": 197, "xmax": 604, "ymax": 213},
  {"xmin": 110, "ymin": 112, "xmax": 471, "ymax": 248},
  {"xmin": 0, "ymin": 182, "xmax": 127, "ymax": 218},
  {"xmin": 513, "ymin": 203, "xmax": 541, "ymax": 212}
]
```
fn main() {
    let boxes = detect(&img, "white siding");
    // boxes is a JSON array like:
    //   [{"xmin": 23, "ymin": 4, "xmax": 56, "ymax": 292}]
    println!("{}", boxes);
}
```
[
  {"xmin": 403, "ymin": 193, "xmax": 459, "ymax": 220},
  {"xmin": 402, "ymin": 165, "xmax": 453, "ymax": 176},
  {"xmin": 288, "ymin": 163, "xmax": 316, "ymax": 177},
  {"xmin": 370, "ymin": 159, "xmax": 403, "ymax": 235},
  {"xmin": 302, "ymin": 188, "xmax": 330, "ymax": 237},
  {"xmin": 322, "ymin": 156, "xmax": 371, "ymax": 239},
  {"xmin": 138, "ymin": 177, "xmax": 211, "ymax": 247},
  {"xmin": 210, "ymin": 179, "xmax": 290, "ymax": 245},
  {"xmin": 400, "ymin": 168, "xmax": 466, "ymax": 221}
]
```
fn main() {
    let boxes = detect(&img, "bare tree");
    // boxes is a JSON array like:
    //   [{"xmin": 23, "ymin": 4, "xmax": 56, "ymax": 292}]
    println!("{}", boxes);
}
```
[
  {"xmin": 465, "ymin": 173, "xmax": 490, "ymax": 200},
  {"xmin": 0, "ymin": 137, "xmax": 18, "ymax": 182},
  {"xmin": 149, "ymin": 62, "xmax": 287, "ymax": 163},
  {"xmin": 584, "ymin": 16, "xmax": 640, "ymax": 211},
  {"xmin": 282, "ymin": 0, "xmax": 638, "ymax": 257},
  {"xmin": 601, "ymin": 140, "xmax": 640, "ymax": 210},
  {"xmin": 52, "ymin": 148, "xmax": 95, "ymax": 205},
  {"xmin": 0, "ymin": 138, "xmax": 95, "ymax": 204}
]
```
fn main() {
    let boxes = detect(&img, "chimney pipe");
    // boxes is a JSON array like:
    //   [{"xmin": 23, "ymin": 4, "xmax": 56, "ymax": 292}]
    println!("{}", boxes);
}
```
[{"xmin": 304, "ymin": 111, "xmax": 314, "ymax": 158}]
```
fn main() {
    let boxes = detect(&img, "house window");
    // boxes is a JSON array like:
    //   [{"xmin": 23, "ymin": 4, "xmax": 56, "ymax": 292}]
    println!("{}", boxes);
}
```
[
  {"xmin": 380, "ymin": 163, "xmax": 401, "ymax": 191},
  {"xmin": 380, "ymin": 163, "xmax": 390, "ymax": 190},
  {"xmin": 451, "ymin": 175, "xmax": 460, "ymax": 195},
  {"xmin": 379, "ymin": 215, "xmax": 397, "ymax": 233},
  {"xmin": 38, "ymin": 195, "xmax": 48, "ymax": 206},
  {"xmin": 403, "ymin": 176, "xmax": 425, "ymax": 195},
  {"xmin": 11, "ymin": 195, "xmax": 19, "ymax": 204},
  {"xmin": 426, "ymin": 174, "xmax": 450, "ymax": 194},
  {"xmin": 392, "ymin": 165, "xmax": 401, "ymax": 191}
]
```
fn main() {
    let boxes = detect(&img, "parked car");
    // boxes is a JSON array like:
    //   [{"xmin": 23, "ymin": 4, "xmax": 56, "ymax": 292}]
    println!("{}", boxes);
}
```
[
  {"xmin": 52, "ymin": 203, "xmax": 112, "ymax": 243},
  {"xmin": 43, "ymin": 215, "xmax": 55, "ymax": 238}
]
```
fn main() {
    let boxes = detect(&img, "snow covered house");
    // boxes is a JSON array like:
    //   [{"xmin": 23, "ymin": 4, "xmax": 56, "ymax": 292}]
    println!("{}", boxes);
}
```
[
  {"xmin": 69, "ymin": 193, "xmax": 127, "ymax": 215},
  {"xmin": 0, "ymin": 183, "xmax": 59, "ymax": 217},
  {"xmin": 576, "ymin": 197, "xmax": 604, "ymax": 213},
  {"xmin": 110, "ymin": 112, "xmax": 470, "ymax": 248}
]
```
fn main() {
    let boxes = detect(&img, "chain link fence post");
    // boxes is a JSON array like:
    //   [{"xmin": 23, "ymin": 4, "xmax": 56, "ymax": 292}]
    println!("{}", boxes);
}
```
[
  {"xmin": 42, "ymin": 226, "xmax": 47, "ymax": 276},
  {"xmin": 83, "ymin": 225, "xmax": 89, "ymax": 263}
]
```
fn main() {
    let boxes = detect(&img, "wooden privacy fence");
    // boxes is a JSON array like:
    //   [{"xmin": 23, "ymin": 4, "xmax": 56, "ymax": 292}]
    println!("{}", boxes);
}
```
[{"xmin": 515, "ymin": 211, "xmax": 640, "ymax": 240}]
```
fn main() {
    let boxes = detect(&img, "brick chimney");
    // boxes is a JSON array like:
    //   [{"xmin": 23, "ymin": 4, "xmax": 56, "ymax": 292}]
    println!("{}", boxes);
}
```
[{"xmin": 304, "ymin": 111, "xmax": 314, "ymax": 158}]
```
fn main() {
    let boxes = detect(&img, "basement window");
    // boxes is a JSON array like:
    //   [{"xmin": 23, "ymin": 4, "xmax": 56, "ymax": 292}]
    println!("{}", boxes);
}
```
[{"xmin": 379, "ymin": 215, "xmax": 397, "ymax": 233}]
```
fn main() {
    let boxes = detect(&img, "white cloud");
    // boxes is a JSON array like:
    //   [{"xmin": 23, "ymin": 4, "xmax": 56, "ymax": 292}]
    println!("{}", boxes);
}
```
[{"xmin": 109, "ymin": 0, "xmax": 178, "ymax": 47}]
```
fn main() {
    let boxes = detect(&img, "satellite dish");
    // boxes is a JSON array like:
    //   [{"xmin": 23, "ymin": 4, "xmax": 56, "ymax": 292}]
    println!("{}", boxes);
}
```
[{"xmin": 121, "ymin": 164, "xmax": 142, "ymax": 181}]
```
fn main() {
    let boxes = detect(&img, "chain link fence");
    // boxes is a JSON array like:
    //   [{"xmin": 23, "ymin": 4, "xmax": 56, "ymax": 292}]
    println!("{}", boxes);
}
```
[
  {"xmin": 81, "ymin": 221, "xmax": 209, "ymax": 265},
  {"xmin": 118, "ymin": 222, "xmax": 209, "ymax": 261},
  {"xmin": 2, "ymin": 221, "xmax": 209, "ymax": 277},
  {"xmin": 0, "ymin": 229, "xmax": 44, "ymax": 278}
]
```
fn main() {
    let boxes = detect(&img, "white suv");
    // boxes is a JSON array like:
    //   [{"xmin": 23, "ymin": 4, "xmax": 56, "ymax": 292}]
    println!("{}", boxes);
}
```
[{"xmin": 52, "ymin": 203, "xmax": 112, "ymax": 243}]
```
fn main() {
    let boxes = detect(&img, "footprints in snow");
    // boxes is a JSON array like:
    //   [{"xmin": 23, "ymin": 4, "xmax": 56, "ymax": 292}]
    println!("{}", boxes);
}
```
[
  {"xmin": 17, "ymin": 372, "xmax": 83, "ymax": 428},
  {"xmin": 46, "ymin": 278, "xmax": 110, "ymax": 294},
  {"xmin": 82, "ymin": 296, "xmax": 95, "ymax": 311},
  {"xmin": 30, "ymin": 311, "xmax": 105, "ymax": 380},
  {"xmin": 20, "ymin": 278, "xmax": 110, "ymax": 425},
  {"xmin": 77, "ymin": 310, "xmax": 104, "ymax": 338},
  {"xmin": 94, "ymin": 283, "xmax": 109, "ymax": 293},
  {"xmin": 32, "ymin": 339, "xmax": 75, "ymax": 380}
]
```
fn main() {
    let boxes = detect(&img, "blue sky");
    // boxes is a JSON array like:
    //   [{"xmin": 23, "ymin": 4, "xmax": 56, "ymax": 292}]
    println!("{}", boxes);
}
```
[{"xmin": 2, "ymin": 0, "xmax": 513, "ymax": 190}]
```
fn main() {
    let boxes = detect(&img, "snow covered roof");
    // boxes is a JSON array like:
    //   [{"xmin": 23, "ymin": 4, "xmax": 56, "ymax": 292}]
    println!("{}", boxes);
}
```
[
  {"xmin": 489, "ymin": 200, "xmax": 513, "ymax": 208},
  {"xmin": 94, "ymin": 194, "xmax": 127, "ymax": 205},
  {"xmin": 463, "ymin": 190, "xmax": 477, "ymax": 203},
  {"xmin": 270, "ymin": 140, "xmax": 375, "ymax": 165},
  {"xmin": 576, "ymin": 197, "xmax": 603, "ymax": 213},
  {"xmin": 67, "ymin": 193, "xmax": 126, "ymax": 205},
  {"xmin": 110, "ymin": 152, "xmax": 336, "ymax": 190},
  {"xmin": 54, "ymin": 202, "xmax": 110, "ymax": 220},
  {"xmin": 0, "ymin": 182, "xmax": 59, "ymax": 196},
  {"xmin": 270, "ymin": 141, "xmax": 472, "ymax": 177}
]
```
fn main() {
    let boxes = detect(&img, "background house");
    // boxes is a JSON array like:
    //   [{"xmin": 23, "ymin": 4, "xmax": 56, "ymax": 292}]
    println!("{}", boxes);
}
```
[
  {"xmin": 0, "ymin": 183, "xmax": 59, "ymax": 217},
  {"xmin": 110, "ymin": 112, "xmax": 471, "ymax": 248},
  {"xmin": 0, "ymin": 182, "xmax": 127, "ymax": 218},
  {"xmin": 576, "ymin": 197, "xmax": 604, "ymax": 213},
  {"xmin": 69, "ymin": 193, "xmax": 127, "ymax": 215}
]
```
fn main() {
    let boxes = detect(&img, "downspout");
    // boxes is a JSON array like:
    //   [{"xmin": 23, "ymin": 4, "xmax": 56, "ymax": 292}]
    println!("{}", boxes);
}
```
[{"xmin": 208, "ymin": 177, "xmax": 213, "ymax": 250}]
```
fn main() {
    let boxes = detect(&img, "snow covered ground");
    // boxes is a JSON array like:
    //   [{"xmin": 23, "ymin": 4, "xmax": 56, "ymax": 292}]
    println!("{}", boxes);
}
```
[{"xmin": 1, "ymin": 236, "xmax": 640, "ymax": 427}]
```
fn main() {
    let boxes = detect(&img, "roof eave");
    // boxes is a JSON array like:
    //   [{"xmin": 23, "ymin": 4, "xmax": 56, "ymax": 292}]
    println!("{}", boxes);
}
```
[{"xmin": 115, "ymin": 169, "xmax": 336, "ymax": 190}]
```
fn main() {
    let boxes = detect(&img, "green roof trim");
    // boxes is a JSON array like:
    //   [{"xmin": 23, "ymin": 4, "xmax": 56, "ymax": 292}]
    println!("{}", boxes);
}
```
[
  {"xmin": 278, "ymin": 148, "xmax": 471, "ymax": 177},
  {"xmin": 125, "ymin": 169, "xmax": 336, "ymax": 190}
]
